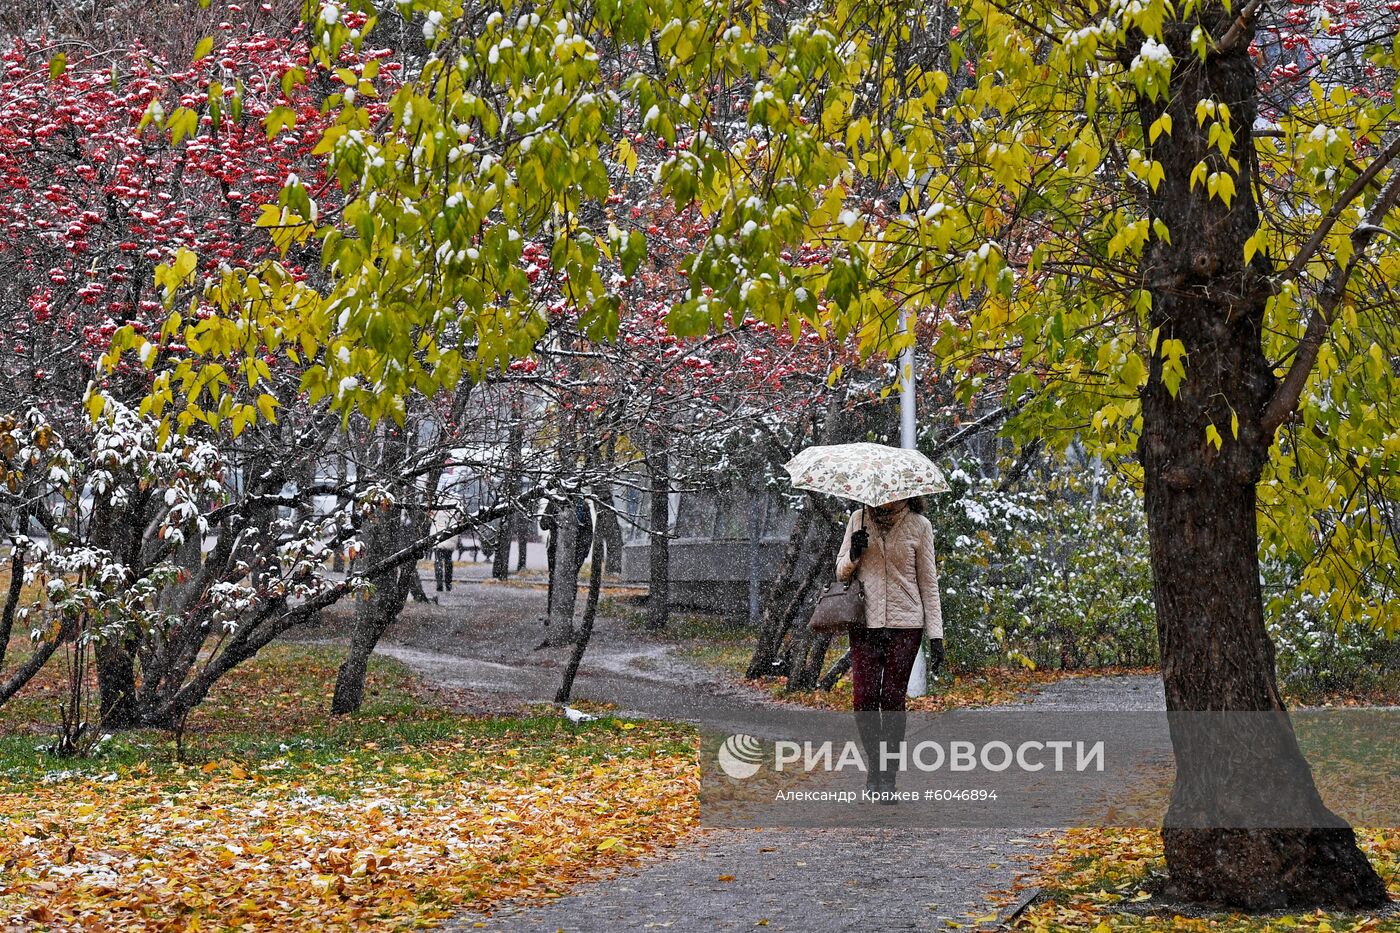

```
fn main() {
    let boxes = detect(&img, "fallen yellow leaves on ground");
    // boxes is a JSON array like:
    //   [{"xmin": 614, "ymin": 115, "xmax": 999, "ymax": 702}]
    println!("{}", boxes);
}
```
[
  {"xmin": 0, "ymin": 645, "xmax": 700, "ymax": 932},
  {"xmin": 0, "ymin": 739, "xmax": 698, "ymax": 931},
  {"xmin": 1012, "ymin": 827, "xmax": 1399, "ymax": 932}
]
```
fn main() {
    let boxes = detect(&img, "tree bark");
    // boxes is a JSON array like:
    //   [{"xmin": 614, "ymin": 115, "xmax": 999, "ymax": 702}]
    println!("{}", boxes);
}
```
[
  {"xmin": 1138, "ymin": 9, "xmax": 1386, "ymax": 908},
  {"xmin": 782, "ymin": 527, "xmax": 842, "ymax": 692},
  {"xmin": 544, "ymin": 498, "xmax": 581, "ymax": 645},
  {"xmin": 646, "ymin": 445, "xmax": 670, "ymax": 631},
  {"xmin": 544, "ymin": 407, "xmax": 582, "ymax": 646},
  {"xmin": 490, "ymin": 517, "xmax": 510, "ymax": 578},
  {"xmin": 332, "ymin": 449, "xmax": 349, "ymax": 573},
  {"xmin": 94, "ymin": 640, "xmax": 139, "ymax": 728},
  {"xmin": 87, "ymin": 491, "xmax": 140, "ymax": 729},
  {"xmin": 493, "ymin": 406, "xmax": 524, "ymax": 580},
  {"xmin": 331, "ymin": 422, "xmax": 414, "ymax": 715},
  {"xmin": 0, "ymin": 547, "xmax": 24, "ymax": 674},
  {"xmin": 817, "ymin": 650, "xmax": 851, "ymax": 691},
  {"xmin": 745, "ymin": 501, "xmax": 814, "ymax": 678},
  {"xmin": 595, "ymin": 497, "xmax": 624, "ymax": 577},
  {"xmin": 556, "ymin": 530, "xmax": 606, "ymax": 704},
  {"xmin": 330, "ymin": 517, "xmax": 412, "ymax": 715}
]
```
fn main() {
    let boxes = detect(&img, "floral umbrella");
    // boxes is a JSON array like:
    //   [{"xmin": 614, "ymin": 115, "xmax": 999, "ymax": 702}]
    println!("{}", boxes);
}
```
[{"xmin": 782, "ymin": 442, "xmax": 950, "ymax": 506}]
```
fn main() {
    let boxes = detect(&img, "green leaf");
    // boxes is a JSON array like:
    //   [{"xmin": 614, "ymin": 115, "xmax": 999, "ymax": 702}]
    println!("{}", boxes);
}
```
[
  {"xmin": 166, "ymin": 107, "xmax": 199, "ymax": 146},
  {"xmin": 264, "ymin": 105, "xmax": 297, "ymax": 139},
  {"xmin": 1120, "ymin": 353, "xmax": 1147, "ymax": 388}
]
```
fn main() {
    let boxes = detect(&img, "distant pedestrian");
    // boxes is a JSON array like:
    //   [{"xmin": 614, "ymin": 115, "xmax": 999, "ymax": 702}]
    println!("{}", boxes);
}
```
[{"xmin": 431, "ymin": 507, "xmax": 456, "ymax": 593}]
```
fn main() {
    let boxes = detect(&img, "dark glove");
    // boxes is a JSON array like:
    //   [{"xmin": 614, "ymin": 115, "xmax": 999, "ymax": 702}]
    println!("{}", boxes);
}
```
[
  {"xmin": 929, "ymin": 638, "xmax": 945, "ymax": 674},
  {"xmin": 850, "ymin": 528, "xmax": 869, "ymax": 559}
]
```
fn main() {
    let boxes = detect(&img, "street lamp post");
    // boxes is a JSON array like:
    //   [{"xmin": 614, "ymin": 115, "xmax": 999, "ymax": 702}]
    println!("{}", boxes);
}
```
[{"xmin": 900, "ymin": 309, "xmax": 928, "ymax": 698}]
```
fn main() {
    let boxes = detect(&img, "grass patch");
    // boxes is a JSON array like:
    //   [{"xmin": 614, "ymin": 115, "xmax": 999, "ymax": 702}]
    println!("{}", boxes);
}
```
[{"xmin": 0, "ymin": 643, "xmax": 698, "ymax": 930}]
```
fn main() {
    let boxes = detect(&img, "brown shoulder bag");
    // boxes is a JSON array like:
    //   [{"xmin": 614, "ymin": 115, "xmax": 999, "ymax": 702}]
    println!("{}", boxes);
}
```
[{"xmin": 808, "ymin": 511, "xmax": 867, "ymax": 635}]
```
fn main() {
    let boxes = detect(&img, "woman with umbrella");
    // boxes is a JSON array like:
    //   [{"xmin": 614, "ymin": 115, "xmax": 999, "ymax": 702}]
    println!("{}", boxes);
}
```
[{"xmin": 785, "ymin": 443, "xmax": 946, "ymax": 800}]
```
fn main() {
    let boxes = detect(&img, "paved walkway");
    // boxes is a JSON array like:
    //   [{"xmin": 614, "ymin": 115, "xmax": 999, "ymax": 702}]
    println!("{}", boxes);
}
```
[
  {"xmin": 354, "ymin": 591, "xmax": 1164, "ymax": 932},
  {"xmin": 447, "ymin": 673, "xmax": 1162, "ymax": 933}
]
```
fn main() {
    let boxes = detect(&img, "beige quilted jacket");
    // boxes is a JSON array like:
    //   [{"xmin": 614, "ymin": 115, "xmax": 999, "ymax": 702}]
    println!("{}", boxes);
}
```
[{"xmin": 835, "ymin": 507, "xmax": 944, "ymax": 639}]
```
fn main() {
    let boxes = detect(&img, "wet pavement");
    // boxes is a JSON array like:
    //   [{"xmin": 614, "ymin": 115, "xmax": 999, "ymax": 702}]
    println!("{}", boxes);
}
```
[{"xmin": 441, "ymin": 675, "xmax": 1162, "ymax": 933}]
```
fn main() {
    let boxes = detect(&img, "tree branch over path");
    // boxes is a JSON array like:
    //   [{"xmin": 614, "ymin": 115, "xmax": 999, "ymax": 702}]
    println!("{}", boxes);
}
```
[
  {"xmin": 1281, "ymin": 134, "xmax": 1400, "ymax": 283},
  {"xmin": 1262, "ymin": 167, "xmax": 1400, "ymax": 435}
]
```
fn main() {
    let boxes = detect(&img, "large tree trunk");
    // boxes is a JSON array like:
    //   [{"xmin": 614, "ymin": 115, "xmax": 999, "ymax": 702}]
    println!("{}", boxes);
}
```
[
  {"xmin": 1138, "ymin": 9, "xmax": 1385, "ymax": 908},
  {"xmin": 94, "ymin": 641, "xmax": 139, "ymax": 728}
]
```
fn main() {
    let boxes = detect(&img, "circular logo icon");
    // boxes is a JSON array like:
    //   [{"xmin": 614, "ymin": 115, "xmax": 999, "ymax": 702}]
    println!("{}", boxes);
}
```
[{"xmin": 717, "ymin": 734, "xmax": 764, "ymax": 779}]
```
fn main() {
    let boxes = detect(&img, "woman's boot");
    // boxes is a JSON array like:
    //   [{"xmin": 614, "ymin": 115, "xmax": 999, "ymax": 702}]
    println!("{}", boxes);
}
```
[
  {"xmin": 878, "ymin": 710, "xmax": 907, "ymax": 802},
  {"xmin": 855, "ymin": 710, "xmax": 883, "ymax": 797}
]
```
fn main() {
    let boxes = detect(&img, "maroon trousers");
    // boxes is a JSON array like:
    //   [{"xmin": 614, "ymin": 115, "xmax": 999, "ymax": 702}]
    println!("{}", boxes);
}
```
[
  {"xmin": 849, "ymin": 625, "xmax": 924, "ymax": 712},
  {"xmin": 849, "ymin": 626, "xmax": 923, "ymax": 777}
]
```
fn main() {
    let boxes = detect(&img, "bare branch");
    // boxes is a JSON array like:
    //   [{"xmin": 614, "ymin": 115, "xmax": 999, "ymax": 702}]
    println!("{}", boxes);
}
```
[{"xmin": 1215, "ymin": 0, "xmax": 1267, "ymax": 56}]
